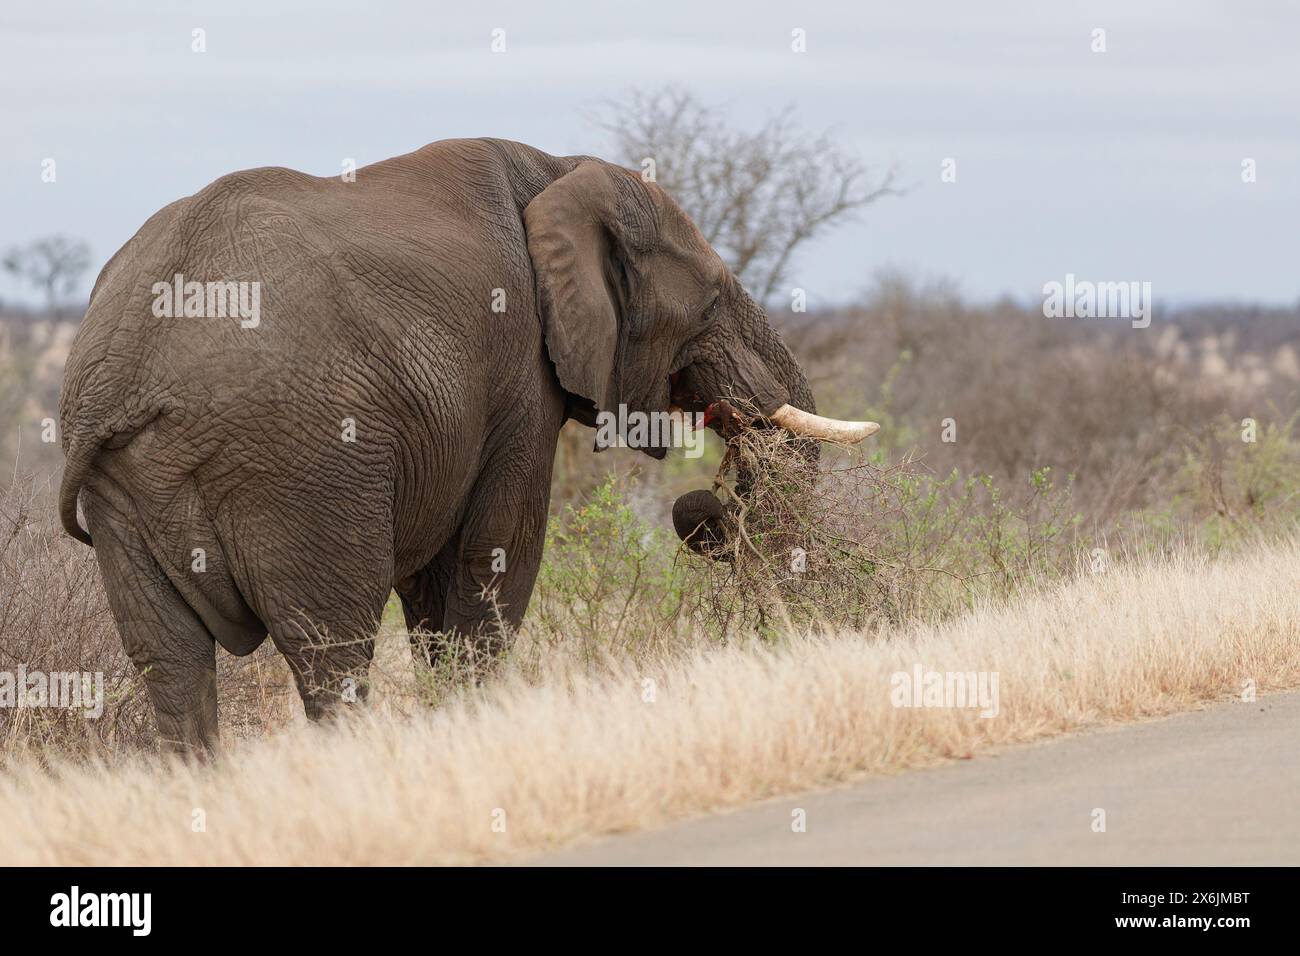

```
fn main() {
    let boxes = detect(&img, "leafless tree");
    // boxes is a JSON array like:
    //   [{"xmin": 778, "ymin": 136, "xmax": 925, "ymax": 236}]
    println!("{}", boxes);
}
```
[
  {"xmin": 2, "ymin": 235, "xmax": 92, "ymax": 317},
  {"xmin": 595, "ymin": 87, "xmax": 897, "ymax": 304}
]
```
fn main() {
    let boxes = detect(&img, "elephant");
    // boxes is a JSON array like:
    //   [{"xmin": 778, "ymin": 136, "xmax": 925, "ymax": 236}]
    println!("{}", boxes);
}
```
[{"xmin": 58, "ymin": 138, "xmax": 877, "ymax": 753}]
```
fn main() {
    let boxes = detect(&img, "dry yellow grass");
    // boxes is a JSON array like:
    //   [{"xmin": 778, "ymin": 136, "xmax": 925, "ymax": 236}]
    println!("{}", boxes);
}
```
[{"xmin": 2, "ymin": 538, "xmax": 1298, "ymax": 865}]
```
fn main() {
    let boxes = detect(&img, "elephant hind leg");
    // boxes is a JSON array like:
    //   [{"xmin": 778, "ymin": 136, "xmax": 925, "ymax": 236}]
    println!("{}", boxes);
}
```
[{"xmin": 83, "ymin": 488, "xmax": 219, "ymax": 757}]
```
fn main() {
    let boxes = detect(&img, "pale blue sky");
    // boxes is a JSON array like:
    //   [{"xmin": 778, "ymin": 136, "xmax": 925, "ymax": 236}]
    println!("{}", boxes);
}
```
[{"xmin": 3, "ymin": 0, "xmax": 1298, "ymax": 308}]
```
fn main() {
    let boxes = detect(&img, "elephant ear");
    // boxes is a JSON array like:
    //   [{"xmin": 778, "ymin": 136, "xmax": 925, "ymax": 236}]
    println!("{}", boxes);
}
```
[{"xmin": 524, "ymin": 162, "xmax": 634, "ymax": 412}]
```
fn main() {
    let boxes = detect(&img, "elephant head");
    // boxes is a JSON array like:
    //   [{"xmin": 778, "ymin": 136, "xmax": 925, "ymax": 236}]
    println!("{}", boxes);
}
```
[{"xmin": 524, "ymin": 160, "xmax": 878, "ymax": 556}]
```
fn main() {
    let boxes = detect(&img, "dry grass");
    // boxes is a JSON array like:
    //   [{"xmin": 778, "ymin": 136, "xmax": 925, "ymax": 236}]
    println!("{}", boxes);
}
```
[
  {"xmin": 2, "ymin": 536, "xmax": 1297, "ymax": 865},
  {"xmin": 0, "ymin": 478, "xmax": 155, "ymax": 755}
]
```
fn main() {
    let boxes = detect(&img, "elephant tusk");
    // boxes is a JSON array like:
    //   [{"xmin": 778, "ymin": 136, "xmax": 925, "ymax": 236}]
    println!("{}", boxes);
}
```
[{"xmin": 767, "ymin": 404, "xmax": 880, "ymax": 444}]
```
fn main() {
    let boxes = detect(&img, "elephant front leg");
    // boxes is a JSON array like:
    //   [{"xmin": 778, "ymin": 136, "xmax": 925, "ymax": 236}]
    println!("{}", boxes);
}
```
[
  {"xmin": 396, "ymin": 534, "xmax": 457, "ymax": 670},
  {"xmin": 438, "ymin": 482, "xmax": 549, "ymax": 675}
]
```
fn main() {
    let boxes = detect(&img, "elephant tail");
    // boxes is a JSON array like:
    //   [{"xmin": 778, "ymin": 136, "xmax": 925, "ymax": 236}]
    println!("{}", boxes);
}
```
[
  {"xmin": 59, "ymin": 406, "xmax": 163, "ymax": 547},
  {"xmin": 59, "ymin": 426, "xmax": 104, "ymax": 547}
]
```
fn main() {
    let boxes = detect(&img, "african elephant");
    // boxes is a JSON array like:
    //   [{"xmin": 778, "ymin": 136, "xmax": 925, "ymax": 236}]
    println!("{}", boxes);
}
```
[{"xmin": 59, "ymin": 138, "xmax": 876, "ymax": 753}]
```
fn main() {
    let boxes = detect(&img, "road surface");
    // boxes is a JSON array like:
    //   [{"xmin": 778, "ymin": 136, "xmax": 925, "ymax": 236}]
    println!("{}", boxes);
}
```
[{"xmin": 532, "ymin": 691, "xmax": 1300, "ymax": 865}]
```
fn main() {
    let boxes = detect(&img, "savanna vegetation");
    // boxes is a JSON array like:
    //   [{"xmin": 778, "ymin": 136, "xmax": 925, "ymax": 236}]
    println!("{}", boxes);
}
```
[{"xmin": 3, "ymin": 274, "xmax": 1297, "ymax": 759}]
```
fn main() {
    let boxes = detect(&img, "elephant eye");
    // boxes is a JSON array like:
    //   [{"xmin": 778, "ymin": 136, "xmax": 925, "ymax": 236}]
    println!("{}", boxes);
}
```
[{"xmin": 702, "ymin": 294, "xmax": 721, "ymax": 321}]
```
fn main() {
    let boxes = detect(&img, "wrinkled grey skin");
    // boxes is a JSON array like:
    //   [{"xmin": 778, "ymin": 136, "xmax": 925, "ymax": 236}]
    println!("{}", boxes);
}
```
[{"xmin": 59, "ymin": 138, "xmax": 817, "ymax": 754}]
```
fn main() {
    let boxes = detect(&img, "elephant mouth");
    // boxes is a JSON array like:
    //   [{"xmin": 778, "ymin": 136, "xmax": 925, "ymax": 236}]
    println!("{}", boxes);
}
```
[
  {"xmin": 668, "ymin": 371, "xmax": 880, "ymax": 445},
  {"xmin": 667, "ymin": 370, "xmax": 777, "ymax": 437},
  {"xmin": 668, "ymin": 370, "xmax": 704, "ymax": 415},
  {"xmin": 667, "ymin": 373, "xmax": 752, "ymax": 449}
]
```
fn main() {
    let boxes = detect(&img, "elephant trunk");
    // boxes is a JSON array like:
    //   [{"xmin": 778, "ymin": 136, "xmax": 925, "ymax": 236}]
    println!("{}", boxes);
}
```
[
  {"xmin": 740, "ymin": 293, "xmax": 877, "ymax": 445},
  {"xmin": 672, "ymin": 291, "xmax": 877, "ymax": 558}
]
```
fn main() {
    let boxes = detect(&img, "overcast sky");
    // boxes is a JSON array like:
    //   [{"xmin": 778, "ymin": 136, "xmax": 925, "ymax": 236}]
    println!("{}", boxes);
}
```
[{"xmin": 3, "ymin": 0, "xmax": 1298, "ymax": 308}]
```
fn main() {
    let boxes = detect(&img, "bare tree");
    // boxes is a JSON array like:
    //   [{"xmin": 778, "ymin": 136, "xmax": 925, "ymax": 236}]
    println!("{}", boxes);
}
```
[
  {"xmin": 2, "ymin": 235, "xmax": 92, "ymax": 317},
  {"xmin": 595, "ymin": 87, "xmax": 897, "ymax": 304}
]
